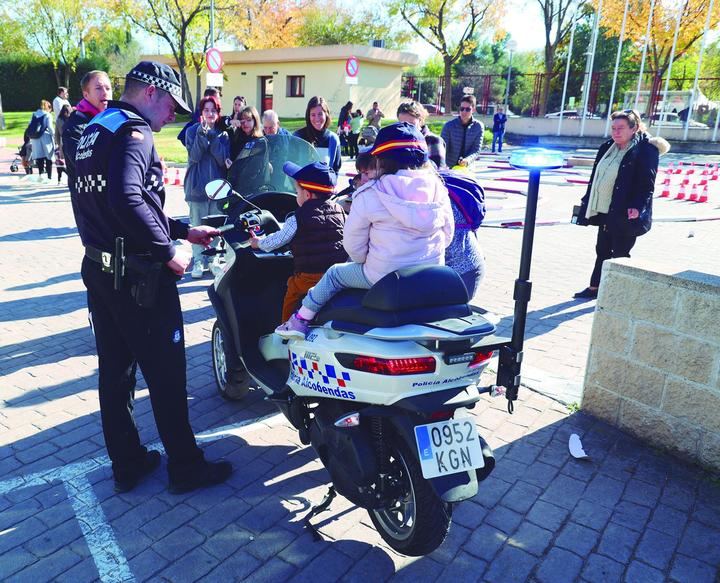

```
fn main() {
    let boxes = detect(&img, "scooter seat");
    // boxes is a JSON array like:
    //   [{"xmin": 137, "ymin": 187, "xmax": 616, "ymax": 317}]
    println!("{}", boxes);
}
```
[{"xmin": 314, "ymin": 265, "xmax": 472, "ymax": 332}]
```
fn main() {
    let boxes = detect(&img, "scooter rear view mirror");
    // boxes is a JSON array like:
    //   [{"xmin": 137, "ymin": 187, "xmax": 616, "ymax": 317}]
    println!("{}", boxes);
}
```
[{"xmin": 206, "ymin": 179, "xmax": 233, "ymax": 201}]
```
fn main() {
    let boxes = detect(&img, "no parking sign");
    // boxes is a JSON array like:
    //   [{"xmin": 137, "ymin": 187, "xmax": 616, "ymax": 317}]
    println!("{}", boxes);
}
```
[
  {"xmin": 345, "ymin": 56, "xmax": 359, "ymax": 77},
  {"xmin": 206, "ymin": 48, "xmax": 224, "ymax": 74}
]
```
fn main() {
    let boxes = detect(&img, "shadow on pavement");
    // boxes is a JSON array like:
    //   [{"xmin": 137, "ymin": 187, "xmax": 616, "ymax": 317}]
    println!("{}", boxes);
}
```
[
  {"xmin": 495, "ymin": 299, "xmax": 596, "ymax": 340},
  {"xmin": 0, "ymin": 226, "xmax": 78, "ymax": 242},
  {"xmin": 5, "ymin": 271, "xmax": 81, "ymax": 292},
  {"xmin": 2, "ymin": 383, "xmax": 720, "ymax": 581},
  {"xmin": 0, "ymin": 290, "xmax": 87, "ymax": 321}
]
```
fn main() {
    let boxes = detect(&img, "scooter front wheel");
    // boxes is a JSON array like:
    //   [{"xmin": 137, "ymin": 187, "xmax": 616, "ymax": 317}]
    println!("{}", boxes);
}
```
[
  {"xmin": 369, "ymin": 437, "xmax": 452, "ymax": 556},
  {"xmin": 211, "ymin": 320, "xmax": 250, "ymax": 400}
]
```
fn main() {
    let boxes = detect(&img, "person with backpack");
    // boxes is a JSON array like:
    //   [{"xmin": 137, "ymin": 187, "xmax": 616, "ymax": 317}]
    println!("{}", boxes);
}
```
[
  {"xmin": 397, "ymin": 101, "xmax": 486, "ymax": 299},
  {"xmin": 28, "ymin": 100, "xmax": 55, "ymax": 182},
  {"xmin": 275, "ymin": 123, "xmax": 454, "ymax": 339}
]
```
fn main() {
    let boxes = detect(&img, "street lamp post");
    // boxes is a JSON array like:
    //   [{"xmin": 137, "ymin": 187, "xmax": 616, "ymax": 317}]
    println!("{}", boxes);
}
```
[
  {"xmin": 497, "ymin": 148, "xmax": 565, "ymax": 412},
  {"xmin": 505, "ymin": 40, "xmax": 517, "ymax": 108},
  {"xmin": 210, "ymin": 0, "xmax": 215, "ymax": 48}
]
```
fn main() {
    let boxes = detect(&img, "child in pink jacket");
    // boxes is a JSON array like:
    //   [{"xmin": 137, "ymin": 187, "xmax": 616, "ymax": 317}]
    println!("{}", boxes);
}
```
[{"xmin": 276, "ymin": 122, "xmax": 454, "ymax": 339}]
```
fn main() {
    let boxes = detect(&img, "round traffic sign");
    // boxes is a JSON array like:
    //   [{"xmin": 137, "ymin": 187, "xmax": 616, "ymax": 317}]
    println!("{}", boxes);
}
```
[
  {"xmin": 206, "ymin": 48, "xmax": 224, "ymax": 74},
  {"xmin": 345, "ymin": 56, "xmax": 359, "ymax": 78}
]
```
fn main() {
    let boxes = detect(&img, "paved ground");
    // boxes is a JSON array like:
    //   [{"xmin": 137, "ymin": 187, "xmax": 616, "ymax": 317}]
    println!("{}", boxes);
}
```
[{"xmin": 1, "ymin": 146, "xmax": 719, "ymax": 582}]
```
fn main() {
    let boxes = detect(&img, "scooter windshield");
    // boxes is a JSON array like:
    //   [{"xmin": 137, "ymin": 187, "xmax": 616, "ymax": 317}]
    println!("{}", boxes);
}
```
[{"xmin": 227, "ymin": 134, "xmax": 321, "ymax": 196}]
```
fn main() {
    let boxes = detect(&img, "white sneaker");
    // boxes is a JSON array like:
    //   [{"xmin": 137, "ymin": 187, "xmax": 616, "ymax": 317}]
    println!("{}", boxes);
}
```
[{"xmin": 191, "ymin": 263, "xmax": 204, "ymax": 279}]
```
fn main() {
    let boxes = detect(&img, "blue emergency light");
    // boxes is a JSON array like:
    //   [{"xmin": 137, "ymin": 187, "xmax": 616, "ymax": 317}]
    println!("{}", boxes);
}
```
[{"xmin": 509, "ymin": 148, "xmax": 565, "ymax": 171}]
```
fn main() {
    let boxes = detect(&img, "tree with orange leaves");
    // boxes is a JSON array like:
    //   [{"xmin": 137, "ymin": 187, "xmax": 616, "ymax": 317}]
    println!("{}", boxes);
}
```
[
  {"xmin": 594, "ymin": 0, "xmax": 720, "ymax": 76},
  {"xmin": 391, "ymin": 0, "xmax": 506, "ymax": 114},
  {"xmin": 224, "ymin": 0, "xmax": 310, "ymax": 50}
]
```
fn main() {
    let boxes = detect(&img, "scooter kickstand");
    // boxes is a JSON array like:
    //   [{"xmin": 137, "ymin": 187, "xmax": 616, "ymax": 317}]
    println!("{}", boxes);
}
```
[{"xmin": 304, "ymin": 485, "xmax": 337, "ymax": 541}]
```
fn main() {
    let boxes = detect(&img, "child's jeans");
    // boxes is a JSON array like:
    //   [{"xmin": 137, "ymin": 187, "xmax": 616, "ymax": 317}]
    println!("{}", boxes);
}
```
[{"xmin": 302, "ymin": 262, "xmax": 372, "ymax": 314}]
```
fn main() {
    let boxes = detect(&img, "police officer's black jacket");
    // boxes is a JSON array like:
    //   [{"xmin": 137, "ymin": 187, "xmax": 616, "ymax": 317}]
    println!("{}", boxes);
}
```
[
  {"xmin": 63, "ymin": 109, "xmax": 93, "ymax": 235},
  {"xmin": 74, "ymin": 100, "xmax": 189, "ymax": 261}
]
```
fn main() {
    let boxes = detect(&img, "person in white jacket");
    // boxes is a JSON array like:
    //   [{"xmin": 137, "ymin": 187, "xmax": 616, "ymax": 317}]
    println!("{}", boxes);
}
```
[{"xmin": 276, "ymin": 122, "xmax": 454, "ymax": 339}]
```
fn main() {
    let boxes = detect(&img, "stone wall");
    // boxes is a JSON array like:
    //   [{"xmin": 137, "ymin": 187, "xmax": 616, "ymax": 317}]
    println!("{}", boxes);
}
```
[{"xmin": 582, "ymin": 258, "xmax": 720, "ymax": 471}]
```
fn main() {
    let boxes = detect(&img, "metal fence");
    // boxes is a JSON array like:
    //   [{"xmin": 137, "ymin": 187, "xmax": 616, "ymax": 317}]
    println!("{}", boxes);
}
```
[{"xmin": 402, "ymin": 70, "xmax": 720, "ymax": 139}]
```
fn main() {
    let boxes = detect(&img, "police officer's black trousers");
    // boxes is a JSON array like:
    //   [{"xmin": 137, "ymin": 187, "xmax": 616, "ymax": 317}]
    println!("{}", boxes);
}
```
[{"xmin": 81, "ymin": 257, "xmax": 204, "ymax": 481}]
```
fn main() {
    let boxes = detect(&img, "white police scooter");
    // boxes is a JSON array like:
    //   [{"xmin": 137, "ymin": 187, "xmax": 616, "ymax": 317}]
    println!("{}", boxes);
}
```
[{"xmin": 202, "ymin": 139, "xmax": 561, "ymax": 556}]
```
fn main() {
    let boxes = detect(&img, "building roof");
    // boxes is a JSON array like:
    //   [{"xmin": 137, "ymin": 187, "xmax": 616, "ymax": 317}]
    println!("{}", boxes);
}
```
[{"xmin": 144, "ymin": 44, "xmax": 419, "ymax": 68}]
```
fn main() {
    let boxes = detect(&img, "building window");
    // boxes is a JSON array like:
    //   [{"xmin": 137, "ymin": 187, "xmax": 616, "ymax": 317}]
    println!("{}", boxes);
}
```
[{"xmin": 287, "ymin": 76, "xmax": 305, "ymax": 98}]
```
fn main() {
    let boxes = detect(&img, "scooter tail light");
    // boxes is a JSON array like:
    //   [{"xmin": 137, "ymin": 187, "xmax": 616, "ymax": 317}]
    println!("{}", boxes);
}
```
[
  {"xmin": 334, "ymin": 412, "xmax": 360, "ymax": 428},
  {"xmin": 336, "ymin": 354, "xmax": 436, "ymax": 375},
  {"xmin": 429, "ymin": 410, "xmax": 453, "ymax": 421},
  {"xmin": 469, "ymin": 350, "xmax": 494, "ymax": 369}
]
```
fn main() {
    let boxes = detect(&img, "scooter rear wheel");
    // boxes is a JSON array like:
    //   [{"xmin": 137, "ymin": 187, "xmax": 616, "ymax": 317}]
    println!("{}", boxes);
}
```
[
  {"xmin": 211, "ymin": 320, "xmax": 250, "ymax": 400},
  {"xmin": 369, "ymin": 437, "xmax": 452, "ymax": 556}
]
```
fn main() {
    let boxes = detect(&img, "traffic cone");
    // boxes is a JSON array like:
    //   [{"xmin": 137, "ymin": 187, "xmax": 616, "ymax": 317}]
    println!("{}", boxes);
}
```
[
  {"xmin": 682, "ymin": 177, "xmax": 690, "ymax": 186},
  {"xmin": 667, "ymin": 161, "xmax": 674, "ymax": 173},
  {"xmin": 676, "ymin": 161, "xmax": 684, "ymax": 174},
  {"xmin": 698, "ymin": 185, "xmax": 709, "ymax": 203},
  {"xmin": 163, "ymin": 166, "xmax": 169, "ymax": 184},
  {"xmin": 659, "ymin": 186, "xmax": 671, "ymax": 198},
  {"xmin": 712, "ymin": 173, "xmax": 719, "ymax": 181},
  {"xmin": 675, "ymin": 185, "xmax": 686, "ymax": 200},
  {"xmin": 662, "ymin": 177, "xmax": 671, "ymax": 186},
  {"xmin": 686, "ymin": 168, "xmax": 695, "ymax": 175},
  {"xmin": 699, "ymin": 178, "xmax": 708, "ymax": 186},
  {"xmin": 689, "ymin": 184, "xmax": 699, "ymax": 202},
  {"xmin": 173, "ymin": 168, "xmax": 181, "ymax": 186}
]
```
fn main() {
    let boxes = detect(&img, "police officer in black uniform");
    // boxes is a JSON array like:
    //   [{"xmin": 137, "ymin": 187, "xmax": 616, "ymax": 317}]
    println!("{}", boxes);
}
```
[{"xmin": 75, "ymin": 61, "xmax": 233, "ymax": 494}]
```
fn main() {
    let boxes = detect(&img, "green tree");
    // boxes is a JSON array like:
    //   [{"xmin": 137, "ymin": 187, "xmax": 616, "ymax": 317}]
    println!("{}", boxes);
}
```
[
  {"xmin": 552, "ymin": 15, "xmax": 638, "ymax": 114},
  {"xmin": 296, "ymin": 5, "xmax": 410, "ymax": 48},
  {"xmin": 535, "ymin": 0, "xmax": 585, "ymax": 115},
  {"xmin": 115, "ymin": 0, "xmax": 220, "ymax": 110},
  {"xmin": 392, "ymin": 0, "xmax": 505, "ymax": 113},
  {"xmin": 85, "ymin": 26, "xmax": 142, "ymax": 78},
  {"xmin": 13, "ymin": 0, "xmax": 111, "ymax": 87},
  {"xmin": 0, "ymin": 13, "xmax": 31, "ymax": 58}
]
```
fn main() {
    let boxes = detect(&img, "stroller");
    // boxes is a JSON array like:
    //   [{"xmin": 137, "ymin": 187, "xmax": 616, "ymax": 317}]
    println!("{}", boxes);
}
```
[{"xmin": 359, "ymin": 125, "xmax": 378, "ymax": 147}]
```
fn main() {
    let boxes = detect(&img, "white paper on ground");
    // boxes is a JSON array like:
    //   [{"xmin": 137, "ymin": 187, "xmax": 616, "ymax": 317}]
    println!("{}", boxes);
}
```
[{"xmin": 569, "ymin": 433, "xmax": 589, "ymax": 459}]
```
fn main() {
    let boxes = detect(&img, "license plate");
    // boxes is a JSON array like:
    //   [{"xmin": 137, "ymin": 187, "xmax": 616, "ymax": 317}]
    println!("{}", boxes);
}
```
[{"xmin": 414, "ymin": 418, "xmax": 485, "ymax": 479}]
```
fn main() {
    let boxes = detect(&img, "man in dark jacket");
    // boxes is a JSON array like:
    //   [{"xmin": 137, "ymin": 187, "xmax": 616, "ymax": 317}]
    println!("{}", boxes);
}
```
[
  {"xmin": 63, "ymin": 70, "xmax": 112, "ymax": 236},
  {"xmin": 441, "ymin": 94, "xmax": 484, "ymax": 167},
  {"xmin": 74, "ymin": 61, "xmax": 232, "ymax": 494},
  {"xmin": 492, "ymin": 107, "xmax": 508, "ymax": 153}
]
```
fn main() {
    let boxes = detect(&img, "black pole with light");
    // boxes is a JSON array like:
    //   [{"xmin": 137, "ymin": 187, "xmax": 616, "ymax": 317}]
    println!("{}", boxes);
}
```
[{"xmin": 496, "ymin": 148, "xmax": 564, "ymax": 413}]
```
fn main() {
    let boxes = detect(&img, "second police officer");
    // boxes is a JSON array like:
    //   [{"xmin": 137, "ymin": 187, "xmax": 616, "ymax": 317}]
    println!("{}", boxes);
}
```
[{"xmin": 74, "ymin": 61, "xmax": 233, "ymax": 494}]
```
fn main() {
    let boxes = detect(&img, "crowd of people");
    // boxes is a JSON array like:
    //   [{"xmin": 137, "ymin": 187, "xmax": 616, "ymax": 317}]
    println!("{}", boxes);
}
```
[{"xmin": 13, "ymin": 58, "xmax": 666, "ymax": 500}]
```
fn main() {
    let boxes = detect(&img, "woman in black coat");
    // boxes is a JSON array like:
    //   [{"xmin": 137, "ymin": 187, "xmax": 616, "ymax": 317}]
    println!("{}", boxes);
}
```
[{"xmin": 574, "ymin": 109, "xmax": 670, "ymax": 299}]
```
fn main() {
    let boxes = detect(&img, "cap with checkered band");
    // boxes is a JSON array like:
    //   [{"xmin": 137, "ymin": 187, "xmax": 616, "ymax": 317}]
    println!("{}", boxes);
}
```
[{"xmin": 126, "ymin": 61, "xmax": 192, "ymax": 114}]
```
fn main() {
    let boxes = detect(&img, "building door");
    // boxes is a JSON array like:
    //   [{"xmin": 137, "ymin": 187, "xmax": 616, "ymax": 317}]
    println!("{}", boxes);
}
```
[{"xmin": 260, "ymin": 77, "xmax": 273, "ymax": 112}]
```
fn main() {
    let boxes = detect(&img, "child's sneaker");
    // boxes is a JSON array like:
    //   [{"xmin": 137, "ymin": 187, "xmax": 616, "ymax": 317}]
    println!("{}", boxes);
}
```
[{"xmin": 275, "ymin": 313, "xmax": 309, "ymax": 340}]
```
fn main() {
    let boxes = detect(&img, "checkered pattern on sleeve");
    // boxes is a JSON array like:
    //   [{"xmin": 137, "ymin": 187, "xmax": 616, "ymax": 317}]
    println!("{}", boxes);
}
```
[
  {"xmin": 127, "ymin": 70, "xmax": 182, "ymax": 99},
  {"xmin": 145, "ymin": 172, "xmax": 165, "ymax": 195},
  {"xmin": 75, "ymin": 174, "xmax": 107, "ymax": 194}
]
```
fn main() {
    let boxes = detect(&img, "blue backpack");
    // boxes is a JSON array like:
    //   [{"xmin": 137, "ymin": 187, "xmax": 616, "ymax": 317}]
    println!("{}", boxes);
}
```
[{"xmin": 439, "ymin": 170, "xmax": 486, "ymax": 230}]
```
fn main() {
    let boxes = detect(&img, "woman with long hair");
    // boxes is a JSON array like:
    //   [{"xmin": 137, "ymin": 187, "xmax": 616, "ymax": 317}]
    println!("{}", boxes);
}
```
[
  {"xmin": 229, "ymin": 104, "xmax": 261, "ymax": 160},
  {"xmin": 184, "ymin": 95, "xmax": 231, "ymax": 278},
  {"xmin": 294, "ymin": 96, "xmax": 341, "ymax": 172}
]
